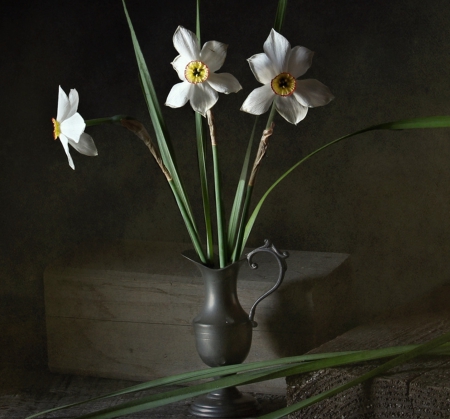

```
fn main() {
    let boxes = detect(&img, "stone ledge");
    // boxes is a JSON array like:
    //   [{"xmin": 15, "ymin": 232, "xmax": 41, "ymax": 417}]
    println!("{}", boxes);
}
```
[
  {"xmin": 44, "ymin": 240, "xmax": 354, "ymax": 394},
  {"xmin": 286, "ymin": 285, "xmax": 450, "ymax": 417}
]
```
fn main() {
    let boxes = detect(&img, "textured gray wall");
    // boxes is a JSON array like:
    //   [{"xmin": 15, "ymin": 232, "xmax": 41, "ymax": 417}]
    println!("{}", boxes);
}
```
[{"xmin": 2, "ymin": 0, "xmax": 450, "ymax": 367}]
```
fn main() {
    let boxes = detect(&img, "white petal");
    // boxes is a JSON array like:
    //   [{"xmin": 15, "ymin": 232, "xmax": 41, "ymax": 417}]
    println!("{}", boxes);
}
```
[
  {"xmin": 172, "ymin": 55, "xmax": 191, "ymax": 81},
  {"xmin": 275, "ymin": 95, "xmax": 308, "ymax": 125},
  {"xmin": 68, "ymin": 132, "xmax": 98, "ymax": 156},
  {"xmin": 165, "ymin": 81, "xmax": 193, "ymax": 108},
  {"xmin": 294, "ymin": 79, "xmax": 335, "ymax": 107},
  {"xmin": 190, "ymin": 83, "xmax": 218, "ymax": 116},
  {"xmin": 56, "ymin": 86, "xmax": 70, "ymax": 121},
  {"xmin": 247, "ymin": 53, "xmax": 278, "ymax": 84},
  {"xmin": 173, "ymin": 26, "xmax": 200, "ymax": 61},
  {"xmin": 59, "ymin": 134, "xmax": 75, "ymax": 170},
  {"xmin": 207, "ymin": 72, "xmax": 242, "ymax": 94},
  {"xmin": 60, "ymin": 112, "xmax": 86, "ymax": 143},
  {"xmin": 200, "ymin": 41, "xmax": 227, "ymax": 73},
  {"xmin": 240, "ymin": 84, "xmax": 274, "ymax": 115},
  {"xmin": 67, "ymin": 89, "xmax": 80, "ymax": 119},
  {"xmin": 263, "ymin": 29, "xmax": 290, "ymax": 74},
  {"xmin": 287, "ymin": 46, "xmax": 314, "ymax": 78}
]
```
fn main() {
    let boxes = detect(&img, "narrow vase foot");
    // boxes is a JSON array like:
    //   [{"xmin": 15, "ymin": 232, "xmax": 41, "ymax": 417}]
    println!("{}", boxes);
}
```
[{"xmin": 189, "ymin": 386, "xmax": 259, "ymax": 418}]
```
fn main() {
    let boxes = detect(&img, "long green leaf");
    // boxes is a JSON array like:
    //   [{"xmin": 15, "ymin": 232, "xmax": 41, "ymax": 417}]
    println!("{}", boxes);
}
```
[
  {"xmin": 168, "ymin": 180, "xmax": 207, "ymax": 263},
  {"xmin": 122, "ymin": 1, "xmax": 200, "ymax": 239},
  {"xmin": 242, "ymin": 115, "xmax": 450, "ymax": 248},
  {"xmin": 63, "ymin": 343, "xmax": 450, "ymax": 419},
  {"xmin": 376, "ymin": 115, "xmax": 450, "ymax": 129},
  {"xmin": 27, "ymin": 343, "xmax": 450, "ymax": 419}
]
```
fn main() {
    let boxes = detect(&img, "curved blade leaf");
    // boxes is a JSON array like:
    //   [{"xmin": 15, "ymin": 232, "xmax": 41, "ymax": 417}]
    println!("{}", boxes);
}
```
[{"xmin": 242, "ymin": 115, "xmax": 450, "ymax": 247}]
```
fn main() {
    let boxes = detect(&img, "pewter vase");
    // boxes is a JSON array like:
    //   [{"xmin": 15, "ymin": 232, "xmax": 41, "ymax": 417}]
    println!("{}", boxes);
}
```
[{"xmin": 183, "ymin": 240, "xmax": 289, "ymax": 418}]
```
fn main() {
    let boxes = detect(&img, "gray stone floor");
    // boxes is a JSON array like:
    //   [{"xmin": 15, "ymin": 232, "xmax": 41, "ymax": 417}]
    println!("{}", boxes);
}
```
[{"xmin": 1, "ymin": 368, "xmax": 286, "ymax": 418}]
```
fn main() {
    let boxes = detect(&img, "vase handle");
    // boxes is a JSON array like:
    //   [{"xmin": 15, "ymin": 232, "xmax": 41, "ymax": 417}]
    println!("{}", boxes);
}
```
[{"xmin": 246, "ymin": 239, "xmax": 289, "ymax": 327}]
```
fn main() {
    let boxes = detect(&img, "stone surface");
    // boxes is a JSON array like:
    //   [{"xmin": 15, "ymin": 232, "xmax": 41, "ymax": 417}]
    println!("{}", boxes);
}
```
[
  {"xmin": 44, "ymin": 240, "xmax": 354, "ymax": 394},
  {"xmin": 286, "ymin": 285, "xmax": 450, "ymax": 418},
  {"xmin": 0, "ymin": 367, "xmax": 286, "ymax": 418}
]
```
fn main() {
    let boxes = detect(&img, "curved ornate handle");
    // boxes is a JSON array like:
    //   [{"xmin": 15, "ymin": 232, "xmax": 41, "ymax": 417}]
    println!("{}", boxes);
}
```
[{"xmin": 246, "ymin": 239, "xmax": 289, "ymax": 327}]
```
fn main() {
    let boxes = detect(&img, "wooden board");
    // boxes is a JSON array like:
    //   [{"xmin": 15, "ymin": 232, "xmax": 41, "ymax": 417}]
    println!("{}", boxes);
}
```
[{"xmin": 44, "ymin": 240, "xmax": 354, "ymax": 394}]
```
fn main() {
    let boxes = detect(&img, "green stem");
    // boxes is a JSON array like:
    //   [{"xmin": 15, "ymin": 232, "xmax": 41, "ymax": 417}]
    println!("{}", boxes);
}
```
[
  {"xmin": 212, "ymin": 144, "xmax": 226, "ymax": 267},
  {"xmin": 195, "ymin": 112, "xmax": 213, "ymax": 263},
  {"xmin": 85, "ymin": 115, "xmax": 128, "ymax": 126},
  {"xmin": 231, "ymin": 184, "xmax": 253, "ymax": 261},
  {"xmin": 273, "ymin": 0, "xmax": 288, "ymax": 33},
  {"xmin": 196, "ymin": 0, "xmax": 201, "ymax": 43},
  {"xmin": 265, "ymin": 103, "xmax": 277, "ymax": 129},
  {"xmin": 227, "ymin": 117, "xmax": 259, "ymax": 256},
  {"xmin": 207, "ymin": 110, "xmax": 226, "ymax": 267},
  {"xmin": 234, "ymin": 123, "xmax": 274, "ymax": 258}
]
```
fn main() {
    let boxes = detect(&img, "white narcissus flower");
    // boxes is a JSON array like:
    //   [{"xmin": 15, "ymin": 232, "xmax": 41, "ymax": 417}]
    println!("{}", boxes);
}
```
[
  {"xmin": 241, "ymin": 29, "xmax": 334, "ymax": 125},
  {"xmin": 52, "ymin": 86, "xmax": 98, "ymax": 169},
  {"xmin": 165, "ymin": 26, "xmax": 242, "ymax": 116}
]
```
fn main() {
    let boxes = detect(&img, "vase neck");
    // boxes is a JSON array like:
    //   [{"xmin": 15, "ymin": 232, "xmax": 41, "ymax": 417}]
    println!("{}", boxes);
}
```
[
  {"xmin": 200, "ymin": 263, "xmax": 241, "ymax": 306},
  {"xmin": 183, "ymin": 250, "xmax": 248, "ymax": 320}
]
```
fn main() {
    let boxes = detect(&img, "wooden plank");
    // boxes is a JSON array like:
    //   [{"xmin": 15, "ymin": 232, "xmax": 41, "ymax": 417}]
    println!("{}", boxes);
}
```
[{"xmin": 44, "ymin": 240, "xmax": 354, "ymax": 394}]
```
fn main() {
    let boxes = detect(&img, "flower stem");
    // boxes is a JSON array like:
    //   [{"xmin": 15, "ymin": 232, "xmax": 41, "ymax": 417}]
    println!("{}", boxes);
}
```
[
  {"xmin": 227, "ymin": 117, "xmax": 259, "ymax": 256},
  {"xmin": 273, "ymin": 0, "xmax": 288, "ymax": 33},
  {"xmin": 207, "ymin": 110, "xmax": 226, "ymax": 267},
  {"xmin": 85, "ymin": 115, "xmax": 128, "ymax": 126},
  {"xmin": 232, "ymin": 124, "xmax": 275, "ymax": 260},
  {"xmin": 231, "ymin": 184, "xmax": 253, "ymax": 262},
  {"xmin": 196, "ymin": 0, "xmax": 201, "ymax": 44},
  {"xmin": 195, "ymin": 112, "xmax": 214, "ymax": 263},
  {"xmin": 265, "ymin": 102, "xmax": 277, "ymax": 129}
]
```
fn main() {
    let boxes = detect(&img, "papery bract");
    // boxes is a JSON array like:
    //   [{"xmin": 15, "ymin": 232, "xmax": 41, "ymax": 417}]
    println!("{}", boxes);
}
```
[
  {"xmin": 241, "ymin": 29, "xmax": 334, "ymax": 125},
  {"xmin": 165, "ymin": 26, "xmax": 242, "ymax": 116},
  {"xmin": 52, "ymin": 86, "xmax": 97, "ymax": 169}
]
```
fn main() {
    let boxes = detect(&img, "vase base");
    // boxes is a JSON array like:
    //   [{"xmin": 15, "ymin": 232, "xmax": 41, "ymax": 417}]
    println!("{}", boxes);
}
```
[{"xmin": 189, "ymin": 386, "xmax": 259, "ymax": 418}]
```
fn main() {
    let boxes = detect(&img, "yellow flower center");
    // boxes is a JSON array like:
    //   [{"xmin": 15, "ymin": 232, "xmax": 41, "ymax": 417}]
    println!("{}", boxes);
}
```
[
  {"xmin": 185, "ymin": 61, "xmax": 209, "ymax": 84},
  {"xmin": 271, "ymin": 72, "xmax": 296, "ymax": 96},
  {"xmin": 52, "ymin": 118, "xmax": 61, "ymax": 140}
]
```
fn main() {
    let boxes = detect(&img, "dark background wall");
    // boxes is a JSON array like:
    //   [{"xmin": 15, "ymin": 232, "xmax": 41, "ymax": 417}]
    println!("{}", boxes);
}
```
[{"xmin": 2, "ymin": 0, "xmax": 450, "ymax": 368}]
